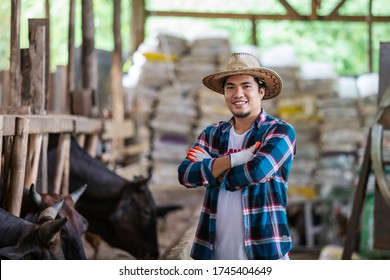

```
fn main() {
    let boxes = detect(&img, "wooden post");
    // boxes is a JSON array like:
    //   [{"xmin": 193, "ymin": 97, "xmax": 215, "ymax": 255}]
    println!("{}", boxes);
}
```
[
  {"xmin": 2, "ymin": 136, "xmax": 13, "ymax": 207},
  {"xmin": 374, "ymin": 42, "xmax": 390, "ymax": 250},
  {"xmin": 67, "ymin": 0, "xmax": 76, "ymax": 98},
  {"xmin": 111, "ymin": 0, "xmax": 124, "ymax": 121},
  {"xmin": 25, "ymin": 21, "xmax": 48, "ymax": 191},
  {"xmin": 53, "ymin": 133, "xmax": 71, "ymax": 195},
  {"xmin": 0, "ymin": 71, "xmax": 11, "ymax": 106},
  {"xmin": 38, "ymin": 134, "xmax": 49, "ymax": 193},
  {"xmin": 49, "ymin": 66, "xmax": 68, "ymax": 113},
  {"xmin": 24, "ymin": 134, "xmax": 43, "ymax": 188},
  {"xmin": 20, "ymin": 48, "xmax": 32, "ymax": 105},
  {"xmin": 131, "ymin": 0, "xmax": 145, "ymax": 53},
  {"xmin": 251, "ymin": 16, "xmax": 257, "ymax": 46},
  {"xmin": 28, "ymin": 20, "xmax": 47, "ymax": 114},
  {"xmin": 367, "ymin": 0, "xmax": 373, "ymax": 73},
  {"xmin": 342, "ymin": 129, "xmax": 372, "ymax": 259},
  {"xmin": 4, "ymin": 117, "xmax": 30, "ymax": 217},
  {"xmin": 0, "ymin": 116, "xmax": 3, "ymax": 195},
  {"xmin": 81, "ymin": 0, "xmax": 98, "ymax": 115},
  {"xmin": 70, "ymin": 89, "xmax": 95, "ymax": 117},
  {"xmin": 10, "ymin": 0, "xmax": 21, "ymax": 106}
]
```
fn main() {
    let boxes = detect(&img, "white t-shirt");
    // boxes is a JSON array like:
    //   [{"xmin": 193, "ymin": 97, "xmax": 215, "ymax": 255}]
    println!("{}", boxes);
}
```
[{"xmin": 213, "ymin": 127, "xmax": 250, "ymax": 260}]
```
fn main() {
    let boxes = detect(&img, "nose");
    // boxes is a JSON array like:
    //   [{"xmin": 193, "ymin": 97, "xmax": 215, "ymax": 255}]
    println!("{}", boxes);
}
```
[{"xmin": 233, "ymin": 86, "xmax": 245, "ymax": 98}]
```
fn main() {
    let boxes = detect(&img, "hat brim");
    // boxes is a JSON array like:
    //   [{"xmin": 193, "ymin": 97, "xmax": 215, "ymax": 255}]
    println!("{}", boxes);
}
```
[{"xmin": 202, "ymin": 67, "xmax": 283, "ymax": 100}]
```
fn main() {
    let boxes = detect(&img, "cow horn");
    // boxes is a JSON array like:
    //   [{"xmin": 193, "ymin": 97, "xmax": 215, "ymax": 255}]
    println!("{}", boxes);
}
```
[
  {"xmin": 70, "ymin": 184, "xmax": 87, "ymax": 203},
  {"xmin": 30, "ymin": 183, "xmax": 42, "ymax": 206},
  {"xmin": 39, "ymin": 217, "xmax": 68, "ymax": 244},
  {"xmin": 37, "ymin": 199, "xmax": 65, "ymax": 223}
]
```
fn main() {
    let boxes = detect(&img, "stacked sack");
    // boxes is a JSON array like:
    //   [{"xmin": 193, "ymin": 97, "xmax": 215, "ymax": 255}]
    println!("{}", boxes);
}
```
[
  {"xmin": 123, "ymin": 30, "xmax": 233, "ymax": 188},
  {"xmin": 310, "ymin": 69, "xmax": 363, "ymax": 198},
  {"xmin": 122, "ymin": 31, "xmax": 188, "ymax": 179},
  {"xmin": 356, "ymin": 73, "xmax": 382, "ymax": 193},
  {"xmin": 262, "ymin": 45, "xmax": 319, "ymax": 200}
]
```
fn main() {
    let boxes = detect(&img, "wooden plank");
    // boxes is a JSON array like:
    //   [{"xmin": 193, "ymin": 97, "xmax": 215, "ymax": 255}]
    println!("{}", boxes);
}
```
[
  {"xmin": 4, "ymin": 117, "xmax": 29, "ymax": 216},
  {"xmin": 0, "ymin": 106, "xmax": 31, "ymax": 115},
  {"xmin": 328, "ymin": 0, "xmax": 347, "ymax": 17},
  {"xmin": 2, "ymin": 115, "xmax": 74, "ymax": 136},
  {"xmin": 73, "ymin": 116, "xmax": 102, "ymax": 134},
  {"xmin": 147, "ymin": 10, "xmax": 390, "ymax": 22},
  {"xmin": 278, "ymin": 0, "xmax": 301, "ymax": 18},
  {"xmin": 101, "ymin": 119, "xmax": 136, "ymax": 140},
  {"xmin": 2, "ymin": 115, "xmax": 103, "ymax": 136}
]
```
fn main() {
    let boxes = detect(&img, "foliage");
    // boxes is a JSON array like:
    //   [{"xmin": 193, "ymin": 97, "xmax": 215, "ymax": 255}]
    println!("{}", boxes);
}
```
[{"xmin": 0, "ymin": 0, "xmax": 389, "ymax": 75}]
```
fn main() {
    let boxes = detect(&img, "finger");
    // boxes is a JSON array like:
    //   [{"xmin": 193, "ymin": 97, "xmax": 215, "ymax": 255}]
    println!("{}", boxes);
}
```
[
  {"xmin": 188, "ymin": 156, "xmax": 197, "ymax": 162},
  {"xmin": 188, "ymin": 149, "xmax": 203, "ymax": 157},
  {"xmin": 193, "ymin": 146, "xmax": 206, "ymax": 154},
  {"xmin": 187, "ymin": 151, "xmax": 195, "ymax": 158},
  {"xmin": 254, "ymin": 141, "xmax": 261, "ymax": 151}
]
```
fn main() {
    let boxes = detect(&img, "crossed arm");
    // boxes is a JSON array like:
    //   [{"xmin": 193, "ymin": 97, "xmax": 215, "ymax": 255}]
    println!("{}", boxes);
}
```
[{"xmin": 187, "ymin": 142, "xmax": 261, "ymax": 179}]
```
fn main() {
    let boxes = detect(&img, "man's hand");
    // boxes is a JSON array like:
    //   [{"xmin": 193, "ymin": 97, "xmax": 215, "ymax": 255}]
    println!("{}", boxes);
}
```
[
  {"xmin": 230, "ymin": 141, "xmax": 261, "ymax": 168},
  {"xmin": 187, "ymin": 146, "xmax": 211, "ymax": 162}
]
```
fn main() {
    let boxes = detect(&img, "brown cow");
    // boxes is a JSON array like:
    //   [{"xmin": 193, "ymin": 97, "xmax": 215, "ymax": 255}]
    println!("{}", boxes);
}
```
[
  {"xmin": 21, "ymin": 184, "xmax": 89, "ymax": 260},
  {"xmin": 0, "ymin": 201, "xmax": 67, "ymax": 259}
]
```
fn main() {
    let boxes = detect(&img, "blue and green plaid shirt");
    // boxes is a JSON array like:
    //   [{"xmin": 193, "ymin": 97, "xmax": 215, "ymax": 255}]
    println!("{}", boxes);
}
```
[{"xmin": 178, "ymin": 109, "xmax": 296, "ymax": 260}]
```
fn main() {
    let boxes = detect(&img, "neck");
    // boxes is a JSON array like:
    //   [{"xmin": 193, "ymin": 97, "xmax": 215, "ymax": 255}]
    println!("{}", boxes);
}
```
[{"xmin": 234, "ymin": 114, "xmax": 258, "ymax": 134}]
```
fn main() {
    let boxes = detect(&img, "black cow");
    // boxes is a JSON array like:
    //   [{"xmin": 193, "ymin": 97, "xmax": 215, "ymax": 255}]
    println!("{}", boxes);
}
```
[
  {"xmin": 0, "ymin": 202, "xmax": 67, "ymax": 260},
  {"xmin": 21, "ymin": 184, "xmax": 89, "ymax": 260},
  {"xmin": 47, "ymin": 134, "xmax": 159, "ymax": 260}
]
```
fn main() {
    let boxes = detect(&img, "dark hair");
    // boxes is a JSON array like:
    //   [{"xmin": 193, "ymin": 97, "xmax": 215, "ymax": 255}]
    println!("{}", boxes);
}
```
[{"xmin": 221, "ymin": 75, "xmax": 266, "ymax": 92}]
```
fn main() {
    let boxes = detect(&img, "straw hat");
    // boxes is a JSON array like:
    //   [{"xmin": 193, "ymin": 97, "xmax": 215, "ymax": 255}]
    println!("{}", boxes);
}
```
[{"xmin": 202, "ymin": 52, "xmax": 283, "ymax": 100}]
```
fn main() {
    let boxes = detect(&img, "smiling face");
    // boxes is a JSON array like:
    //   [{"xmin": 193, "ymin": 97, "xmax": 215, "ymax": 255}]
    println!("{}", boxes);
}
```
[{"xmin": 223, "ymin": 74, "xmax": 265, "ymax": 120}]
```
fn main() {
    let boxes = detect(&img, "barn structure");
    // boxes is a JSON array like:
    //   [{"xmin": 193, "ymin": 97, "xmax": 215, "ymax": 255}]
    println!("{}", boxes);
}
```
[{"xmin": 0, "ymin": 0, "xmax": 390, "ymax": 261}]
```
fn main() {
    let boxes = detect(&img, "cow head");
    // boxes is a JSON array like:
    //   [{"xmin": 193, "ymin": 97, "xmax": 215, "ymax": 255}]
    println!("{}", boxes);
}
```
[
  {"xmin": 21, "ymin": 184, "xmax": 89, "ymax": 260},
  {"xmin": 109, "ymin": 176, "xmax": 159, "ymax": 259},
  {"xmin": 0, "ymin": 202, "xmax": 67, "ymax": 260}
]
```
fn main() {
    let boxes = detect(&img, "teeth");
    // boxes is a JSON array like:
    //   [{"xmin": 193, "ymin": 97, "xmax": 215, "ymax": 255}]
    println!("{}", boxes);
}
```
[{"xmin": 233, "ymin": 101, "xmax": 247, "ymax": 104}]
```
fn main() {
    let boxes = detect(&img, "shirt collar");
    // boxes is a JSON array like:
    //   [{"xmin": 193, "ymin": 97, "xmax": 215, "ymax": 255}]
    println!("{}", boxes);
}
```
[{"xmin": 222, "ymin": 108, "xmax": 268, "ymax": 134}]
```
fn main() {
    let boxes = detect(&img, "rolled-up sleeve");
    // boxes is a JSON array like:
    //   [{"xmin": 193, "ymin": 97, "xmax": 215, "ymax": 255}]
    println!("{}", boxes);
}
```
[{"xmin": 178, "ymin": 157, "xmax": 218, "ymax": 188}]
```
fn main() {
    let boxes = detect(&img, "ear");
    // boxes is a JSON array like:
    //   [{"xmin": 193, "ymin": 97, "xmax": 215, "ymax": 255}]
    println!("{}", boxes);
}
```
[{"xmin": 259, "ymin": 87, "xmax": 266, "ymax": 99}]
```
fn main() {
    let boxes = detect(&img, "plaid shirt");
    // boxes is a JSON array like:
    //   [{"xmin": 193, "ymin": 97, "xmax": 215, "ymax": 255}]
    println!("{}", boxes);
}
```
[{"xmin": 178, "ymin": 109, "xmax": 296, "ymax": 260}]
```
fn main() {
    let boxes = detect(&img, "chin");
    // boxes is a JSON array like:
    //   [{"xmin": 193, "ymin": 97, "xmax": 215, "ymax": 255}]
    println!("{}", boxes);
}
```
[{"xmin": 233, "ymin": 112, "xmax": 250, "ymax": 119}]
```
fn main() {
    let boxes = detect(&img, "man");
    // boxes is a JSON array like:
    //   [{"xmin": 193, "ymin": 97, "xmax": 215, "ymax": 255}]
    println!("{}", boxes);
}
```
[{"xmin": 178, "ymin": 53, "xmax": 296, "ymax": 260}]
